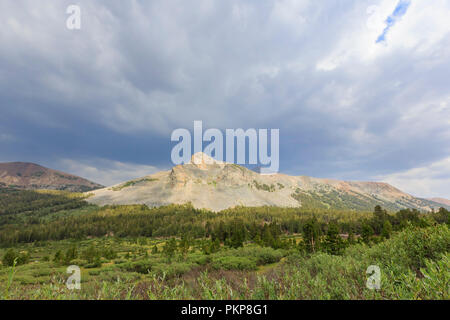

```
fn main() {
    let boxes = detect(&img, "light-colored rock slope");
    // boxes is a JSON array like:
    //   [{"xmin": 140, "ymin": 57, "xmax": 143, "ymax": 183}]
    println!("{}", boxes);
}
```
[
  {"xmin": 87, "ymin": 153, "xmax": 447, "ymax": 212},
  {"xmin": 428, "ymin": 198, "xmax": 450, "ymax": 207}
]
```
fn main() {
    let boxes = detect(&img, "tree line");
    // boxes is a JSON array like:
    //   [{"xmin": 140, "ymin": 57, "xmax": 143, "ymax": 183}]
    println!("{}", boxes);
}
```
[{"xmin": 0, "ymin": 193, "xmax": 448, "ymax": 248}]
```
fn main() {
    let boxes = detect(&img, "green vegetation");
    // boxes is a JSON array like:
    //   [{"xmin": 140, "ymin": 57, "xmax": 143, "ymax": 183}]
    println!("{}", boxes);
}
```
[
  {"xmin": 31, "ymin": 171, "xmax": 45, "ymax": 178},
  {"xmin": 0, "ymin": 188, "xmax": 448, "ymax": 299},
  {"xmin": 291, "ymin": 188, "xmax": 408, "ymax": 211},
  {"xmin": 0, "ymin": 187, "xmax": 89, "ymax": 225},
  {"xmin": 252, "ymin": 180, "xmax": 276, "ymax": 192},
  {"xmin": 54, "ymin": 173, "xmax": 79, "ymax": 181},
  {"xmin": 111, "ymin": 178, "xmax": 158, "ymax": 191},
  {"xmin": 2, "ymin": 249, "xmax": 29, "ymax": 267}
]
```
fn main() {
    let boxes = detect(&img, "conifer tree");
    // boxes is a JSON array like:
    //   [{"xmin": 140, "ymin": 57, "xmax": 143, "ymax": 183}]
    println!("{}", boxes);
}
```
[
  {"xmin": 381, "ymin": 220, "xmax": 392, "ymax": 239},
  {"xmin": 303, "ymin": 218, "xmax": 321, "ymax": 253},
  {"xmin": 324, "ymin": 222, "xmax": 343, "ymax": 255}
]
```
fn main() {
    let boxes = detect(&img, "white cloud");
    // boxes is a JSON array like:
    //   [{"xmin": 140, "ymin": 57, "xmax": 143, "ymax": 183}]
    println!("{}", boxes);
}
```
[
  {"xmin": 58, "ymin": 158, "xmax": 162, "ymax": 186},
  {"xmin": 375, "ymin": 157, "xmax": 450, "ymax": 198},
  {"xmin": 317, "ymin": 0, "xmax": 450, "ymax": 71},
  {"xmin": 389, "ymin": 0, "xmax": 450, "ymax": 53}
]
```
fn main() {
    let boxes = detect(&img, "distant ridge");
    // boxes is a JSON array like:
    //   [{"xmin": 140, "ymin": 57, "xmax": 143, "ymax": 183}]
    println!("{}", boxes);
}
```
[
  {"xmin": 87, "ymin": 152, "xmax": 449, "ymax": 212},
  {"xmin": 0, "ymin": 162, "xmax": 103, "ymax": 192},
  {"xmin": 428, "ymin": 197, "xmax": 450, "ymax": 207}
]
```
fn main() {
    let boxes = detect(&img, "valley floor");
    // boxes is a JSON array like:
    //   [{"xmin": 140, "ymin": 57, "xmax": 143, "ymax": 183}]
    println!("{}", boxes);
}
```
[
  {"xmin": 0, "ymin": 188, "xmax": 448, "ymax": 300},
  {"xmin": 1, "ymin": 224, "xmax": 448, "ymax": 300}
]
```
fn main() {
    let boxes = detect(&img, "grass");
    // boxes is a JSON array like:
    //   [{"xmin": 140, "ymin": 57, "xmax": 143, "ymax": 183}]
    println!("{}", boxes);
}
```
[
  {"xmin": 0, "ymin": 224, "xmax": 448, "ymax": 300},
  {"xmin": 2, "ymin": 258, "xmax": 17, "ymax": 299}
]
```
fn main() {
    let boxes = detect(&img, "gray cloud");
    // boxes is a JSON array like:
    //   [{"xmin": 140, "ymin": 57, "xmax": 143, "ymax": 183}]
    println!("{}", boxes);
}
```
[
  {"xmin": 58, "ymin": 158, "xmax": 162, "ymax": 186},
  {"xmin": 0, "ymin": 0, "xmax": 449, "ymax": 197}
]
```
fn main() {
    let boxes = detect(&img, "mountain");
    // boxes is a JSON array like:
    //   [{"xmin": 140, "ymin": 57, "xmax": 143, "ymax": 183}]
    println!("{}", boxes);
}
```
[
  {"xmin": 428, "ymin": 198, "xmax": 450, "ymax": 207},
  {"xmin": 86, "ymin": 152, "xmax": 448, "ymax": 212},
  {"xmin": 0, "ymin": 162, "xmax": 103, "ymax": 192}
]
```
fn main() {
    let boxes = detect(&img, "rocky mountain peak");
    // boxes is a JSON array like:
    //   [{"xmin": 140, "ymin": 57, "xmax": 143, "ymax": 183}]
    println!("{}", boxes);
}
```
[
  {"xmin": 87, "ymin": 159, "xmax": 449, "ymax": 212},
  {"xmin": 189, "ymin": 152, "xmax": 225, "ymax": 169}
]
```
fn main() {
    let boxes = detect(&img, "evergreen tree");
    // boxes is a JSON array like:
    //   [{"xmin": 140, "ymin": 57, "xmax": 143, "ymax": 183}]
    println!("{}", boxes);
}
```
[
  {"xmin": 202, "ymin": 240, "xmax": 212, "ymax": 255},
  {"xmin": 324, "ymin": 222, "xmax": 344, "ymax": 255},
  {"xmin": 254, "ymin": 234, "xmax": 262, "ymax": 246},
  {"xmin": 211, "ymin": 238, "xmax": 221, "ymax": 253},
  {"xmin": 230, "ymin": 230, "xmax": 244, "ymax": 248},
  {"xmin": 262, "ymin": 226, "xmax": 274, "ymax": 247},
  {"xmin": 64, "ymin": 246, "xmax": 78, "ymax": 264},
  {"xmin": 179, "ymin": 235, "xmax": 190, "ymax": 259},
  {"xmin": 362, "ymin": 223, "xmax": 374, "ymax": 244},
  {"xmin": 381, "ymin": 220, "xmax": 392, "ymax": 239},
  {"xmin": 303, "ymin": 218, "xmax": 321, "ymax": 253},
  {"xmin": 163, "ymin": 238, "xmax": 177, "ymax": 262},
  {"xmin": 83, "ymin": 245, "xmax": 100, "ymax": 264}
]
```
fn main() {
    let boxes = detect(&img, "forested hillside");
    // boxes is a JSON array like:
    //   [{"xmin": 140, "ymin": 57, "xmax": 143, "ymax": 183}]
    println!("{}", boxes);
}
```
[{"xmin": 0, "ymin": 187, "xmax": 448, "ymax": 246}]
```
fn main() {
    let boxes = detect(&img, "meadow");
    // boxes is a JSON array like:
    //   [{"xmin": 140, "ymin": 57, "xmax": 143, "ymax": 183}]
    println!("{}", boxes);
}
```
[{"xmin": 0, "ymin": 188, "xmax": 448, "ymax": 300}]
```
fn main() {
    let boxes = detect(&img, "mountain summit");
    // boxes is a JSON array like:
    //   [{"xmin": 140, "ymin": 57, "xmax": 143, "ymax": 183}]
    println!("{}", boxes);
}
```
[
  {"xmin": 189, "ymin": 152, "xmax": 225, "ymax": 169},
  {"xmin": 86, "ymin": 154, "xmax": 447, "ymax": 211},
  {"xmin": 0, "ymin": 162, "xmax": 103, "ymax": 192}
]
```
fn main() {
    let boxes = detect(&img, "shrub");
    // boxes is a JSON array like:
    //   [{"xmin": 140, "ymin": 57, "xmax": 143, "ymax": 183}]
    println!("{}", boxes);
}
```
[
  {"xmin": 117, "ymin": 260, "xmax": 153, "ymax": 274},
  {"xmin": 187, "ymin": 253, "xmax": 210, "ymax": 265},
  {"xmin": 2, "ymin": 249, "xmax": 29, "ymax": 267},
  {"xmin": 364, "ymin": 223, "xmax": 450, "ymax": 273},
  {"xmin": 102, "ymin": 248, "xmax": 117, "ymax": 260},
  {"xmin": 211, "ymin": 256, "xmax": 257, "ymax": 271},
  {"xmin": 212, "ymin": 246, "xmax": 284, "ymax": 266}
]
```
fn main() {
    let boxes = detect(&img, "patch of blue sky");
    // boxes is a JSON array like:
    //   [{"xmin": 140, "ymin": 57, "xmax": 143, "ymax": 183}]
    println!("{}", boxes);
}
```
[{"xmin": 376, "ymin": 0, "xmax": 412, "ymax": 43}]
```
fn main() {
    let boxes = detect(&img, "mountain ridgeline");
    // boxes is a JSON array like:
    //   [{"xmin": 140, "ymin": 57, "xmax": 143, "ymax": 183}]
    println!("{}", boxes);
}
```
[
  {"xmin": 0, "ymin": 162, "xmax": 103, "ymax": 192},
  {"xmin": 87, "ymin": 153, "xmax": 448, "ymax": 212}
]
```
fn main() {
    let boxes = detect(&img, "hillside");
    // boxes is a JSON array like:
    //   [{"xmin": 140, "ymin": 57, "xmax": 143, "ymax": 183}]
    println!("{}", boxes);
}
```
[
  {"xmin": 0, "ymin": 162, "xmax": 103, "ymax": 192},
  {"xmin": 87, "ymin": 153, "xmax": 447, "ymax": 212},
  {"xmin": 429, "ymin": 198, "xmax": 450, "ymax": 207}
]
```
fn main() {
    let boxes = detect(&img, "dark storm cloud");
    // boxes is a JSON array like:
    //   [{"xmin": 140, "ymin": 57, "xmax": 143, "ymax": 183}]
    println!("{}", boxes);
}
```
[{"xmin": 0, "ymin": 0, "xmax": 449, "ymax": 197}]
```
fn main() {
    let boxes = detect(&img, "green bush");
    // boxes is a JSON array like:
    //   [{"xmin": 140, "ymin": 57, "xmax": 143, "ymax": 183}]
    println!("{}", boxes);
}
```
[
  {"xmin": 187, "ymin": 253, "xmax": 210, "ymax": 265},
  {"xmin": 364, "ymin": 223, "xmax": 450, "ymax": 273},
  {"xmin": 85, "ymin": 257, "xmax": 102, "ymax": 268},
  {"xmin": 2, "ymin": 249, "xmax": 29, "ymax": 267},
  {"xmin": 278, "ymin": 224, "xmax": 450, "ymax": 299},
  {"xmin": 118, "ymin": 260, "xmax": 153, "ymax": 274},
  {"xmin": 211, "ymin": 256, "xmax": 257, "ymax": 271},
  {"xmin": 212, "ymin": 246, "xmax": 284, "ymax": 266}
]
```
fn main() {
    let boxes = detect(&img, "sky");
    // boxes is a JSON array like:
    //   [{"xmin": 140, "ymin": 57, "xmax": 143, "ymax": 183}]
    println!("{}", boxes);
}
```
[{"xmin": 0, "ymin": 0, "xmax": 449, "ymax": 198}]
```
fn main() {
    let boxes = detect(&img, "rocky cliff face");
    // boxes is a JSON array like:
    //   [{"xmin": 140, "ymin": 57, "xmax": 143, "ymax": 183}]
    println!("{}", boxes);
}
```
[
  {"xmin": 86, "ymin": 153, "xmax": 447, "ymax": 212},
  {"xmin": 0, "ymin": 162, "xmax": 103, "ymax": 192}
]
